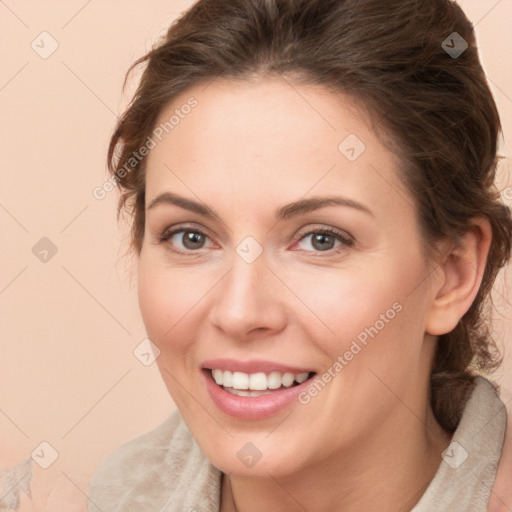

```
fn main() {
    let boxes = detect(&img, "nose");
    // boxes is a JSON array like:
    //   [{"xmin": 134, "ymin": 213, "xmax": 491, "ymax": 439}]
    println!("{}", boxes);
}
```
[{"xmin": 208, "ymin": 252, "xmax": 287, "ymax": 340}]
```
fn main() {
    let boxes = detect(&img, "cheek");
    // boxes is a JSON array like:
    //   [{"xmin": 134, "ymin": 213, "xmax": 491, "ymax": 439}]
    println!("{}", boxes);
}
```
[
  {"xmin": 137, "ymin": 259, "xmax": 196, "ymax": 349},
  {"xmin": 137, "ymin": 259, "xmax": 207, "ymax": 408},
  {"xmin": 288, "ymin": 257, "xmax": 429, "ymax": 372},
  {"xmin": 284, "ymin": 263, "xmax": 409, "ymax": 341},
  {"xmin": 137, "ymin": 255, "xmax": 223, "ymax": 363},
  {"xmin": 137, "ymin": 262, "xmax": 169, "ymax": 340}
]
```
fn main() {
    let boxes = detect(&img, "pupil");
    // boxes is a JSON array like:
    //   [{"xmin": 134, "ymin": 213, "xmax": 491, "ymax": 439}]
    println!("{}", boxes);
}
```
[
  {"xmin": 313, "ymin": 233, "xmax": 333, "ymax": 251},
  {"xmin": 183, "ymin": 231, "xmax": 203, "ymax": 249}
]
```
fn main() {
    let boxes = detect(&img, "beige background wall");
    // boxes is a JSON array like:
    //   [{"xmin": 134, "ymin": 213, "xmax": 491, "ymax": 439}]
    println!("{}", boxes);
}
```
[{"xmin": 1, "ymin": 0, "xmax": 511, "ymax": 504}]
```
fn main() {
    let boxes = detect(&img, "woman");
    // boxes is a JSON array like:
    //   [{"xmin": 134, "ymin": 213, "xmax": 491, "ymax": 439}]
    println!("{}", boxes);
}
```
[{"xmin": 87, "ymin": 0, "xmax": 512, "ymax": 511}]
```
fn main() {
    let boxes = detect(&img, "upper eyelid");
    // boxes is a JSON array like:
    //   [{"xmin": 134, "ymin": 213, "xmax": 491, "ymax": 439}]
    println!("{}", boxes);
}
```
[
  {"xmin": 160, "ymin": 223, "xmax": 215, "ymax": 242},
  {"xmin": 160, "ymin": 223, "xmax": 351, "ymax": 238}
]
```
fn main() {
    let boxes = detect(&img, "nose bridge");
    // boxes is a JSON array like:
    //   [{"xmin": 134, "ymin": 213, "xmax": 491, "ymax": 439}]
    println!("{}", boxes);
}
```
[
  {"xmin": 222, "ymin": 248, "xmax": 270, "ymax": 314},
  {"xmin": 209, "ymin": 244, "xmax": 285, "ymax": 336}
]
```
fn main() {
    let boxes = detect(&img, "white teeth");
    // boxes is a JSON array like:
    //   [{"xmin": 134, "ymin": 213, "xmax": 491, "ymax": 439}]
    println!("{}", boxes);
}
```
[
  {"xmin": 212, "ymin": 369, "xmax": 223, "ymax": 385},
  {"xmin": 295, "ymin": 372, "xmax": 309, "ymax": 383},
  {"xmin": 232, "ymin": 372, "xmax": 249, "ymax": 390},
  {"xmin": 223, "ymin": 370, "xmax": 233, "ymax": 387},
  {"xmin": 227, "ymin": 388, "xmax": 274, "ymax": 397},
  {"xmin": 210, "ymin": 369, "xmax": 312, "ymax": 391},
  {"xmin": 249, "ymin": 372, "xmax": 267, "ymax": 391},
  {"xmin": 267, "ymin": 372, "xmax": 282, "ymax": 389},
  {"xmin": 281, "ymin": 372, "xmax": 295, "ymax": 387}
]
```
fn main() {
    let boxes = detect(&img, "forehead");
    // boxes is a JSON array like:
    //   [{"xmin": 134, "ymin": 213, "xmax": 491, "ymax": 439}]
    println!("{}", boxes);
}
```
[{"xmin": 144, "ymin": 76, "xmax": 410, "ymax": 219}]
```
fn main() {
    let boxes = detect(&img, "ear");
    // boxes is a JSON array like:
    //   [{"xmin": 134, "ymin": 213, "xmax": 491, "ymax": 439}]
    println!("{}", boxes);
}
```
[{"xmin": 425, "ymin": 218, "xmax": 492, "ymax": 336}]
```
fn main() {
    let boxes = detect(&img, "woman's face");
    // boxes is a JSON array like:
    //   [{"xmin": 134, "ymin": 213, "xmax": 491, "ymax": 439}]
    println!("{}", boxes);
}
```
[{"xmin": 138, "ymin": 76, "xmax": 441, "ymax": 476}]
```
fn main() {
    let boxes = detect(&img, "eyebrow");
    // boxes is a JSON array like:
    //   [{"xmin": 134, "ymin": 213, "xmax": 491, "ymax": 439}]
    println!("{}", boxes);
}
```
[{"xmin": 146, "ymin": 191, "xmax": 374, "ymax": 221}]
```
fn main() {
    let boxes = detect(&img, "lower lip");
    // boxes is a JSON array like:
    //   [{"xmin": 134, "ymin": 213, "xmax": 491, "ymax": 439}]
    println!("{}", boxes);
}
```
[{"xmin": 201, "ymin": 369, "xmax": 314, "ymax": 420}]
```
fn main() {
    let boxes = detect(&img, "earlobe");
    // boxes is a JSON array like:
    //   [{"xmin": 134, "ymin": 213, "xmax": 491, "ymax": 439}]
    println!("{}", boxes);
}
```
[{"xmin": 425, "ymin": 218, "xmax": 492, "ymax": 336}]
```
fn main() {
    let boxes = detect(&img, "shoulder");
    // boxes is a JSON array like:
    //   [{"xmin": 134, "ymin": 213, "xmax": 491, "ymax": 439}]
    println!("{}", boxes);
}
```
[{"xmin": 87, "ymin": 410, "xmax": 222, "ymax": 512}]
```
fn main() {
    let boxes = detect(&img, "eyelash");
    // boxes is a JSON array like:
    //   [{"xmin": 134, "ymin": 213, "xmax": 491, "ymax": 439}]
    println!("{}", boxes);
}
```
[{"xmin": 156, "ymin": 224, "xmax": 354, "ymax": 257}]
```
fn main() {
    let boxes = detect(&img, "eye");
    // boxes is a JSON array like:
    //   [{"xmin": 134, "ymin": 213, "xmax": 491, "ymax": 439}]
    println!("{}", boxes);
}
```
[
  {"xmin": 157, "ymin": 226, "xmax": 213, "ymax": 253},
  {"xmin": 294, "ymin": 227, "xmax": 353, "ymax": 255},
  {"xmin": 156, "ymin": 224, "xmax": 353, "ymax": 256}
]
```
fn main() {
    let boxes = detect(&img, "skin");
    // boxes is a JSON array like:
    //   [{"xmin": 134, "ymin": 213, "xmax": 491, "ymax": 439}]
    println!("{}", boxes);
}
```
[{"xmin": 136, "ymin": 75, "xmax": 494, "ymax": 511}]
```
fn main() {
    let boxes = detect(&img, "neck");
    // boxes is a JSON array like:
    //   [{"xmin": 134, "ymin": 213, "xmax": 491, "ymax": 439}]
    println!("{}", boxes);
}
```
[{"xmin": 221, "ymin": 404, "xmax": 451, "ymax": 512}]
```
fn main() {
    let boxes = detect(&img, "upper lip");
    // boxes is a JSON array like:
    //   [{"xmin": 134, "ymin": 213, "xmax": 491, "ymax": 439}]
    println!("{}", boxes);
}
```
[{"xmin": 201, "ymin": 358, "xmax": 314, "ymax": 374}]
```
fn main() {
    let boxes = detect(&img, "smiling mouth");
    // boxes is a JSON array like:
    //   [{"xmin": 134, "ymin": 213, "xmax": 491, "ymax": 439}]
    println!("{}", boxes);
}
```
[{"xmin": 207, "ymin": 368, "xmax": 317, "ymax": 397}]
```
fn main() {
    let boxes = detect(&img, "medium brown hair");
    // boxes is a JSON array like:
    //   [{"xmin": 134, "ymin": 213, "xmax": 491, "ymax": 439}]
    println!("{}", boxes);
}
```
[{"xmin": 107, "ymin": 0, "xmax": 512, "ymax": 432}]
